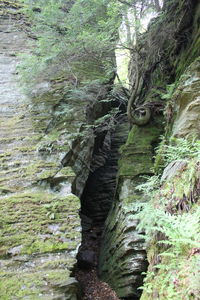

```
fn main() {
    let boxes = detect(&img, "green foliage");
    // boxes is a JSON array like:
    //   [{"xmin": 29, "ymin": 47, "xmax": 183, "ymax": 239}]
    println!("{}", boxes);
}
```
[
  {"xmin": 141, "ymin": 251, "xmax": 200, "ymax": 300},
  {"xmin": 136, "ymin": 174, "xmax": 160, "ymax": 195},
  {"xmin": 18, "ymin": 0, "xmax": 121, "ymax": 85},
  {"xmin": 161, "ymin": 83, "xmax": 176, "ymax": 100},
  {"xmin": 163, "ymin": 138, "xmax": 200, "ymax": 163},
  {"xmin": 154, "ymin": 136, "xmax": 200, "ymax": 173},
  {"xmin": 137, "ymin": 201, "xmax": 200, "ymax": 250},
  {"xmin": 137, "ymin": 184, "xmax": 200, "ymax": 299},
  {"xmin": 136, "ymin": 137, "xmax": 200, "ymax": 299}
]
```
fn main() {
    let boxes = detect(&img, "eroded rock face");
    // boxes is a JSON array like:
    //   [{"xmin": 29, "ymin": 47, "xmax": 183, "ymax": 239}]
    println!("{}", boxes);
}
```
[
  {"xmin": 100, "ymin": 1, "xmax": 200, "ymax": 298},
  {"xmin": 140, "ymin": 58, "xmax": 200, "ymax": 300},
  {"xmin": 0, "ymin": 8, "xmax": 93, "ymax": 299},
  {"xmin": 81, "ymin": 120, "xmax": 129, "ymax": 224},
  {"xmin": 172, "ymin": 57, "xmax": 200, "ymax": 138},
  {"xmin": 99, "ymin": 121, "xmax": 163, "ymax": 298}
]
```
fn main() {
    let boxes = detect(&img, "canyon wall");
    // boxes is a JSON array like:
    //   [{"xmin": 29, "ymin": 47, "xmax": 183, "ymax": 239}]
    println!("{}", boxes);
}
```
[
  {"xmin": 99, "ymin": 0, "xmax": 200, "ymax": 299},
  {"xmin": 1, "ymin": 0, "xmax": 200, "ymax": 299},
  {"xmin": 0, "ymin": 2, "xmax": 111, "ymax": 298}
]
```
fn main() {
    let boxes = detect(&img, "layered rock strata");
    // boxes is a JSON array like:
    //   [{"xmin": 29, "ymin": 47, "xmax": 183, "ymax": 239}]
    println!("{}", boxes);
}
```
[
  {"xmin": 81, "ymin": 117, "xmax": 129, "ymax": 225},
  {"xmin": 99, "ymin": 119, "xmax": 163, "ymax": 298},
  {"xmin": 140, "ymin": 56, "xmax": 200, "ymax": 300},
  {"xmin": 0, "ymin": 6, "xmax": 103, "ymax": 298},
  {"xmin": 99, "ymin": 0, "xmax": 200, "ymax": 298}
]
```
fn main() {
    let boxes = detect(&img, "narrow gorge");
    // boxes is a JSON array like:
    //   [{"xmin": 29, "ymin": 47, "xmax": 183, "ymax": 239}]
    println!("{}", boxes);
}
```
[{"xmin": 0, "ymin": 0, "xmax": 200, "ymax": 300}]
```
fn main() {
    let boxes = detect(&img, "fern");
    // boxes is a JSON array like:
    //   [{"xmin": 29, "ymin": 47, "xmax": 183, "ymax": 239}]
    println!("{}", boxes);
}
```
[
  {"xmin": 154, "ymin": 137, "xmax": 200, "ymax": 173},
  {"xmin": 161, "ymin": 83, "xmax": 176, "ymax": 100},
  {"xmin": 136, "ymin": 137, "xmax": 200, "ymax": 298},
  {"xmin": 164, "ymin": 138, "xmax": 200, "ymax": 164}
]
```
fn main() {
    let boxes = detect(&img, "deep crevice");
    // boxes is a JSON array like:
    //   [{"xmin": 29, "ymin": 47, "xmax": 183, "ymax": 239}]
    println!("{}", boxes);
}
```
[{"xmin": 75, "ymin": 115, "xmax": 128, "ymax": 299}]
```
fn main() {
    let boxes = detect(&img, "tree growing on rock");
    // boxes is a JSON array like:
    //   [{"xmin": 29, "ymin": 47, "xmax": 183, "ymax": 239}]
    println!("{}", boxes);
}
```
[
  {"xmin": 19, "ymin": 0, "xmax": 121, "ymax": 85},
  {"xmin": 19, "ymin": 0, "xmax": 162, "ymax": 124}
]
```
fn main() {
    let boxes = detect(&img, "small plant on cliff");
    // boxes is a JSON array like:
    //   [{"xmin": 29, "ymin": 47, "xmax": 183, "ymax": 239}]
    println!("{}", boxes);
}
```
[
  {"xmin": 137, "ymin": 188, "xmax": 200, "ymax": 299},
  {"xmin": 163, "ymin": 138, "xmax": 200, "ymax": 164},
  {"xmin": 161, "ymin": 83, "xmax": 176, "ymax": 100},
  {"xmin": 154, "ymin": 136, "xmax": 200, "ymax": 174}
]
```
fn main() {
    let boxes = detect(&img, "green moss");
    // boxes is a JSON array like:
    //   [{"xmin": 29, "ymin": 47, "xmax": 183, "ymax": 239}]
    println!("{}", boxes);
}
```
[
  {"xmin": 125, "ymin": 125, "xmax": 160, "ymax": 147},
  {"xmin": 141, "ymin": 253, "xmax": 200, "ymax": 300},
  {"xmin": 118, "ymin": 123, "xmax": 162, "ymax": 177},
  {"xmin": 18, "ymin": 161, "xmax": 59, "ymax": 180},
  {"xmin": 0, "ymin": 269, "xmax": 72, "ymax": 300},
  {"xmin": 0, "ymin": 174, "xmax": 20, "ymax": 184},
  {"xmin": 21, "ymin": 239, "xmax": 77, "ymax": 255},
  {"xmin": 13, "ymin": 145, "xmax": 37, "ymax": 153},
  {"xmin": 59, "ymin": 167, "xmax": 75, "ymax": 177},
  {"xmin": 23, "ymin": 134, "xmax": 43, "ymax": 142},
  {"xmin": 0, "ymin": 190, "xmax": 80, "ymax": 297},
  {"xmin": 38, "ymin": 257, "xmax": 74, "ymax": 270},
  {"xmin": 0, "ymin": 153, "xmax": 12, "ymax": 158},
  {"xmin": 0, "ymin": 186, "xmax": 14, "ymax": 194},
  {"xmin": 0, "ymin": 191, "xmax": 80, "ymax": 256}
]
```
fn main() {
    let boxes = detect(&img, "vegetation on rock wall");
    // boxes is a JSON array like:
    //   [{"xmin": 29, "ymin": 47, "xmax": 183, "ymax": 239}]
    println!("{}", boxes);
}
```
[
  {"xmin": 18, "ymin": 0, "xmax": 121, "ymax": 86},
  {"xmin": 18, "ymin": 0, "xmax": 163, "ymax": 121},
  {"xmin": 1, "ymin": 0, "xmax": 200, "ymax": 299},
  {"xmin": 99, "ymin": 118, "xmax": 163, "ymax": 298},
  {"xmin": 128, "ymin": 0, "xmax": 200, "ymax": 120},
  {"xmin": 137, "ymin": 137, "xmax": 200, "ymax": 299},
  {"xmin": 100, "ymin": 0, "xmax": 200, "ymax": 298}
]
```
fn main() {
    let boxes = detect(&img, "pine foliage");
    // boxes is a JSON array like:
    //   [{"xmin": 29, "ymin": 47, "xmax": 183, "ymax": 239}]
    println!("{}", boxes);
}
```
[{"xmin": 19, "ymin": 0, "xmax": 121, "ymax": 84}]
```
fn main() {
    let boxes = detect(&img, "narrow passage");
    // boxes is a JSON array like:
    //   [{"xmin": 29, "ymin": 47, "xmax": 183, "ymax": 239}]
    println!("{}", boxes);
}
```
[
  {"xmin": 75, "ymin": 117, "xmax": 128, "ymax": 299},
  {"xmin": 76, "ymin": 225, "xmax": 120, "ymax": 300}
]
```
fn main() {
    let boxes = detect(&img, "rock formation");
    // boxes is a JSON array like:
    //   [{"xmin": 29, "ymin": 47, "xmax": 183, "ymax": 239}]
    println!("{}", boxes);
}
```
[
  {"xmin": 0, "ymin": 0, "xmax": 200, "ymax": 299},
  {"xmin": 0, "ymin": 4, "xmax": 82, "ymax": 299},
  {"xmin": 99, "ymin": 0, "xmax": 200, "ymax": 298}
]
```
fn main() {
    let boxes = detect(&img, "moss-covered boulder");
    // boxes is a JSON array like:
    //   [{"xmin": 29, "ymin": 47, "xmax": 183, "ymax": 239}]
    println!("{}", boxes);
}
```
[{"xmin": 0, "ymin": 192, "xmax": 81, "ymax": 299}]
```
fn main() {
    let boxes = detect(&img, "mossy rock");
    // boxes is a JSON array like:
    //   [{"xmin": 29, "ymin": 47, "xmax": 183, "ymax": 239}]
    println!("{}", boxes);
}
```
[{"xmin": 0, "ymin": 190, "xmax": 81, "ymax": 299}]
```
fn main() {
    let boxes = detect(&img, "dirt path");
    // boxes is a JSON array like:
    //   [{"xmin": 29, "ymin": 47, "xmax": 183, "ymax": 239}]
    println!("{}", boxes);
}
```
[
  {"xmin": 75, "ymin": 224, "xmax": 120, "ymax": 300},
  {"xmin": 76, "ymin": 269, "xmax": 120, "ymax": 300}
]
